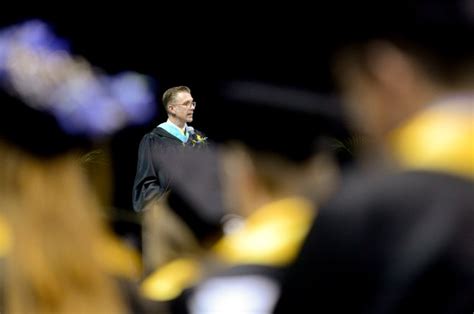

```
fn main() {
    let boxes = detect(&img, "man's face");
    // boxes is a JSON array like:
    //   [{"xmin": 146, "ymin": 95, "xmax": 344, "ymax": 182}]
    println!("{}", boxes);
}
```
[{"xmin": 170, "ymin": 91, "xmax": 195, "ymax": 124}]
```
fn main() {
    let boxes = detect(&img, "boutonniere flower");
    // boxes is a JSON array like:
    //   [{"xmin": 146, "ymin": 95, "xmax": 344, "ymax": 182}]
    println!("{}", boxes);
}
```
[{"xmin": 190, "ymin": 133, "xmax": 208, "ymax": 146}]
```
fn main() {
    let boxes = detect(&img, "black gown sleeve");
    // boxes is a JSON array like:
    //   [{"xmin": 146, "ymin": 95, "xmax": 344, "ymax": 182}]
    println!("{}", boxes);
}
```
[{"xmin": 132, "ymin": 134, "xmax": 167, "ymax": 211}]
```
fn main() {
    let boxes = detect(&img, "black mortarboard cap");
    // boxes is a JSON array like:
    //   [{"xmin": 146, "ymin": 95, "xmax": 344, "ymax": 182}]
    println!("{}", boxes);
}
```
[
  {"xmin": 156, "ymin": 146, "xmax": 225, "ymax": 245},
  {"xmin": 0, "ymin": 20, "xmax": 157, "ymax": 158},
  {"xmin": 199, "ymin": 80, "xmax": 351, "ymax": 162}
]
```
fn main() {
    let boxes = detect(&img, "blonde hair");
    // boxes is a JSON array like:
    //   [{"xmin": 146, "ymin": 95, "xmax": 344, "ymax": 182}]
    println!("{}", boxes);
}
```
[
  {"xmin": 0, "ymin": 141, "xmax": 126, "ymax": 314},
  {"xmin": 142, "ymin": 194, "xmax": 201, "ymax": 273}
]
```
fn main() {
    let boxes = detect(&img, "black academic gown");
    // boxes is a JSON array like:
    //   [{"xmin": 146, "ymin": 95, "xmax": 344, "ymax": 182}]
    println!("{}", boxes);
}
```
[
  {"xmin": 132, "ymin": 127, "xmax": 206, "ymax": 211},
  {"xmin": 274, "ymin": 170, "xmax": 474, "ymax": 314}
]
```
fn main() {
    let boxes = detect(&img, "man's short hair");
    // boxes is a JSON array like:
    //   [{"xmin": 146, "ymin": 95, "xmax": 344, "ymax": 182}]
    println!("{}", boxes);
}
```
[{"xmin": 162, "ymin": 86, "xmax": 191, "ymax": 113}]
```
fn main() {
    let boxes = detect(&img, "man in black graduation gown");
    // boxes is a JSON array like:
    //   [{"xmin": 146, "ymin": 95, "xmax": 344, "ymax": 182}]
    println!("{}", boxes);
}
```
[
  {"xmin": 132, "ymin": 86, "xmax": 208, "ymax": 273},
  {"xmin": 132, "ymin": 86, "xmax": 207, "ymax": 212}
]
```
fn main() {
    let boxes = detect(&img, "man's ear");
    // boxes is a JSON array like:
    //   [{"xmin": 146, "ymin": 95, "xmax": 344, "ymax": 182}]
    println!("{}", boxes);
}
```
[
  {"xmin": 364, "ymin": 41, "xmax": 419, "ymax": 98},
  {"xmin": 364, "ymin": 41, "xmax": 439, "ymax": 130}
]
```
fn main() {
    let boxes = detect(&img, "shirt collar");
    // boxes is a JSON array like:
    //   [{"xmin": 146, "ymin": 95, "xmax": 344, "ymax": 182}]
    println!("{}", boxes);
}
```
[{"xmin": 158, "ymin": 120, "xmax": 189, "ymax": 143}]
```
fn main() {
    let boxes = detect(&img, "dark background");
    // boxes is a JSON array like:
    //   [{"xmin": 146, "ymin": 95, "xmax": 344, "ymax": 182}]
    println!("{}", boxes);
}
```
[
  {"xmin": 0, "ymin": 6, "xmax": 340, "ymax": 212},
  {"xmin": 1, "ymin": 7, "xmax": 339, "ymax": 211}
]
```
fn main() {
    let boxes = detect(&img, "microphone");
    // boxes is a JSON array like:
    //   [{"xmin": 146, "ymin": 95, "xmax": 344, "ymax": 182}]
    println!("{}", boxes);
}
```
[{"xmin": 186, "ymin": 126, "xmax": 195, "ymax": 135}]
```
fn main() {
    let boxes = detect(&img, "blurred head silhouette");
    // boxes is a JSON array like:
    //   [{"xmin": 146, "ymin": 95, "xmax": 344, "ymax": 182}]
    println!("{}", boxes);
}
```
[
  {"xmin": 0, "ymin": 20, "xmax": 155, "ymax": 314},
  {"xmin": 331, "ymin": 0, "xmax": 473, "ymax": 145}
]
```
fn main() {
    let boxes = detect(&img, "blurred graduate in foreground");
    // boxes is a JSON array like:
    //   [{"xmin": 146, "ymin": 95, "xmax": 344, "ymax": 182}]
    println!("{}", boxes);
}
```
[{"xmin": 0, "ymin": 20, "xmax": 156, "ymax": 313}]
